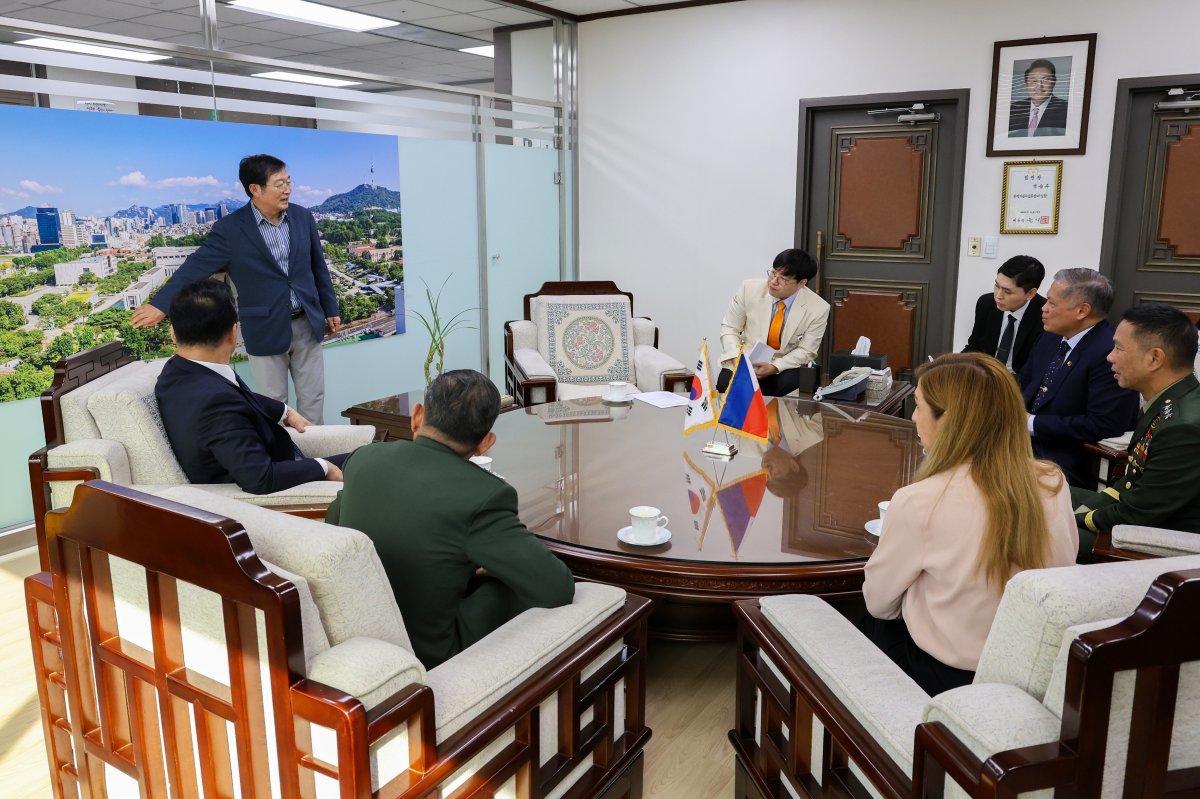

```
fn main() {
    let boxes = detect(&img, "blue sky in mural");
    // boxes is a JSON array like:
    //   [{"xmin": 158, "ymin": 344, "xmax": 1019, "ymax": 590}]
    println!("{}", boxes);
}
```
[{"xmin": 0, "ymin": 105, "xmax": 400, "ymax": 216}]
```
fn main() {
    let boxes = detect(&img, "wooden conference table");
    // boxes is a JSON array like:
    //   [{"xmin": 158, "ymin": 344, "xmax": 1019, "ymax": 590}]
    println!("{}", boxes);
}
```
[{"xmin": 345, "ymin": 391, "xmax": 921, "ymax": 640}]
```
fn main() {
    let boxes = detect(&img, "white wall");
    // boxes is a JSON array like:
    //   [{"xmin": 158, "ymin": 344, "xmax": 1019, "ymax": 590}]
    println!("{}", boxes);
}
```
[{"xmin": 576, "ymin": 0, "xmax": 1200, "ymax": 360}]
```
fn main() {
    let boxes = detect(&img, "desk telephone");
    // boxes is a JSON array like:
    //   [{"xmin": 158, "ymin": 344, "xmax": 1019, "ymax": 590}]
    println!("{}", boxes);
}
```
[{"xmin": 812, "ymin": 366, "xmax": 873, "ymax": 402}]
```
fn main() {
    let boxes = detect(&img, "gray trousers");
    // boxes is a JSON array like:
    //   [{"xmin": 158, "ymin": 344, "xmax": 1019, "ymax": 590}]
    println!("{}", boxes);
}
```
[{"xmin": 248, "ymin": 315, "xmax": 326, "ymax": 424}]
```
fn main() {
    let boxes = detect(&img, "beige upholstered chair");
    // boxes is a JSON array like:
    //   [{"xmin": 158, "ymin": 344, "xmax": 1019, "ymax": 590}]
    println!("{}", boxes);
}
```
[
  {"xmin": 731, "ymin": 556, "xmax": 1200, "ymax": 798},
  {"xmin": 27, "ymin": 481, "xmax": 651, "ymax": 799},
  {"xmin": 29, "ymin": 343, "xmax": 375, "ymax": 565},
  {"xmin": 503, "ymin": 281, "xmax": 689, "ymax": 406}
]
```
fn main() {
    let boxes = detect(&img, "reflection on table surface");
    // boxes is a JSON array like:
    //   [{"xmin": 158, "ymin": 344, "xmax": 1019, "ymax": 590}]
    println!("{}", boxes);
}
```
[{"xmin": 487, "ymin": 395, "xmax": 921, "ymax": 566}]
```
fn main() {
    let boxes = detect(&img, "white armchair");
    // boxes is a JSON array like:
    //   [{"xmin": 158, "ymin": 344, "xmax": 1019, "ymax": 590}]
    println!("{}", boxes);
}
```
[
  {"xmin": 27, "ymin": 481, "xmax": 651, "ymax": 798},
  {"xmin": 503, "ymin": 281, "xmax": 689, "ymax": 406},
  {"xmin": 30, "ymin": 343, "xmax": 375, "ymax": 567},
  {"xmin": 731, "ymin": 556, "xmax": 1200, "ymax": 798}
]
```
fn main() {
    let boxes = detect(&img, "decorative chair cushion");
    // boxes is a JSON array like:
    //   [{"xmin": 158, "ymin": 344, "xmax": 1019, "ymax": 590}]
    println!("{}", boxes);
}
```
[
  {"xmin": 534, "ymin": 294, "xmax": 634, "ymax": 386},
  {"xmin": 1111, "ymin": 524, "xmax": 1200, "ymax": 556},
  {"xmin": 152, "ymin": 486, "xmax": 412, "ymax": 654},
  {"xmin": 86, "ymin": 358, "xmax": 187, "ymax": 485},
  {"xmin": 974, "ymin": 555, "xmax": 1200, "ymax": 700},
  {"xmin": 60, "ymin": 360, "xmax": 148, "ymax": 443}
]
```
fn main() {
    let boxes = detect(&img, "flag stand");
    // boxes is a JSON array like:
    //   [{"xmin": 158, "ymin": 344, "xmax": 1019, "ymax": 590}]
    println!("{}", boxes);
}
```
[{"xmin": 703, "ymin": 429, "xmax": 737, "ymax": 460}]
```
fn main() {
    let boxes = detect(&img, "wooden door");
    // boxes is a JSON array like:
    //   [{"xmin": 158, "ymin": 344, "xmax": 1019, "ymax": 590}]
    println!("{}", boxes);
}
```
[
  {"xmin": 1102, "ymin": 75, "xmax": 1200, "ymax": 325},
  {"xmin": 797, "ymin": 90, "xmax": 969, "ymax": 380}
]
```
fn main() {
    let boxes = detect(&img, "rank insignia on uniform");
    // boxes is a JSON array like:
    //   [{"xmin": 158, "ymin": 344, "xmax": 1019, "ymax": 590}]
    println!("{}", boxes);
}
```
[{"xmin": 1163, "ymin": 400, "xmax": 1174, "ymax": 421}]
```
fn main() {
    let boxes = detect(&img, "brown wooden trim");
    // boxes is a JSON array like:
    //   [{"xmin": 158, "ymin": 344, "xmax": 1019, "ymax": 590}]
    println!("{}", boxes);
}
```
[
  {"xmin": 495, "ymin": 0, "xmax": 580, "ymax": 22},
  {"xmin": 578, "ymin": 0, "xmax": 745, "ymax": 22},
  {"xmin": 1098, "ymin": 72, "xmax": 1200, "ymax": 282}
]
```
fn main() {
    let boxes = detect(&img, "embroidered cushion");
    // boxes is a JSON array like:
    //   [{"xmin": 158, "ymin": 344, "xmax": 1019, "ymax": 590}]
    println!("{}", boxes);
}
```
[{"xmin": 534, "ymin": 294, "xmax": 634, "ymax": 386}]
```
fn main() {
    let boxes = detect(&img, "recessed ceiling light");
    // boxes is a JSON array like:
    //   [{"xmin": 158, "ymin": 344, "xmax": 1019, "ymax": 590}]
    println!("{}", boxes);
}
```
[
  {"xmin": 459, "ymin": 45, "xmax": 495, "ymax": 58},
  {"xmin": 253, "ymin": 71, "xmax": 361, "ymax": 87},
  {"xmin": 227, "ymin": 0, "xmax": 396, "ymax": 33},
  {"xmin": 17, "ymin": 37, "xmax": 169, "ymax": 62}
]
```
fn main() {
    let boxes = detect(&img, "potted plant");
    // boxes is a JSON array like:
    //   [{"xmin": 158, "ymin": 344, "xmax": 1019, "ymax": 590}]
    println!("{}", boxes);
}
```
[{"xmin": 408, "ymin": 275, "xmax": 477, "ymax": 385}]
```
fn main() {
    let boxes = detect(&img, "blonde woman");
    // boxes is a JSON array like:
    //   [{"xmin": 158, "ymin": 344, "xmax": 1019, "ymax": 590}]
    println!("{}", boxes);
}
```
[{"xmin": 862, "ymin": 353, "xmax": 1078, "ymax": 694}]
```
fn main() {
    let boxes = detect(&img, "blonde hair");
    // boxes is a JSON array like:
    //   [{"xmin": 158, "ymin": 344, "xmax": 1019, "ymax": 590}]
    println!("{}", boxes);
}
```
[{"xmin": 914, "ymin": 353, "xmax": 1063, "ymax": 586}]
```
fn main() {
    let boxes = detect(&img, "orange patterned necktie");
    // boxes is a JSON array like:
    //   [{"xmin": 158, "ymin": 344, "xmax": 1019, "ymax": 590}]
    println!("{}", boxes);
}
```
[{"xmin": 766, "ymin": 300, "xmax": 785, "ymax": 349}]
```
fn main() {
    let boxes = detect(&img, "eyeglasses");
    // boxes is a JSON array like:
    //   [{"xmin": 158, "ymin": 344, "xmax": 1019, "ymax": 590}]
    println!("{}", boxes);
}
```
[
  {"xmin": 765, "ymin": 269, "xmax": 796, "ymax": 285},
  {"xmin": 267, "ymin": 179, "xmax": 292, "ymax": 191}
]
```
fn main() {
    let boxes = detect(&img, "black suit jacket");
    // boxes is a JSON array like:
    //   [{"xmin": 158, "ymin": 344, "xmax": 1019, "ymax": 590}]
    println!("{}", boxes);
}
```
[
  {"xmin": 962, "ymin": 293, "xmax": 1046, "ymax": 372},
  {"xmin": 155, "ymin": 355, "xmax": 326, "ymax": 494},
  {"xmin": 149, "ymin": 203, "xmax": 336, "ymax": 356},
  {"xmin": 1008, "ymin": 95, "xmax": 1069, "ymax": 136},
  {"xmin": 1018, "ymin": 321, "xmax": 1139, "ymax": 486}
]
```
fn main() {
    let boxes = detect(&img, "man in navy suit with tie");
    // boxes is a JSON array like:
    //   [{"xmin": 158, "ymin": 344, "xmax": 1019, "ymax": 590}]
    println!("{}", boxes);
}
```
[
  {"xmin": 962, "ymin": 255, "xmax": 1046, "ymax": 374},
  {"xmin": 131, "ymin": 154, "xmax": 339, "ymax": 423},
  {"xmin": 1018, "ymin": 268, "xmax": 1138, "ymax": 486},
  {"xmin": 154, "ymin": 280, "xmax": 348, "ymax": 495}
]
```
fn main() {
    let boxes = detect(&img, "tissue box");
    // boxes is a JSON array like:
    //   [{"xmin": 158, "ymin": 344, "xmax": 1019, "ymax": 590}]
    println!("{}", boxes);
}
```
[
  {"xmin": 829, "ymin": 350, "xmax": 888, "ymax": 377},
  {"xmin": 795, "ymin": 365, "xmax": 821, "ymax": 394}
]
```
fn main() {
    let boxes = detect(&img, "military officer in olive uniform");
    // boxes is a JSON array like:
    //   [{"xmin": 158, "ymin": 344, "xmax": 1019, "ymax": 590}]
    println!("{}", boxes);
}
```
[{"xmin": 1071, "ymin": 304, "xmax": 1200, "ymax": 561}]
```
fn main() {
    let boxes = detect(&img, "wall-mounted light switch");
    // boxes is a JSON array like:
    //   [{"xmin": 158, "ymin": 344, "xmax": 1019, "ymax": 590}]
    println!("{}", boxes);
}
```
[
  {"xmin": 967, "ymin": 236, "xmax": 981, "ymax": 257},
  {"xmin": 982, "ymin": 236, "xmax": 999, "ymax": 259}
]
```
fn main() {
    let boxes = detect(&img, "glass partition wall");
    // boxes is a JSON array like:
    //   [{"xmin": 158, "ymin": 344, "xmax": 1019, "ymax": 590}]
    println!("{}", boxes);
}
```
[{"xmin": 0, "ymin": 3, "xmax": 577, "ymax": 530}]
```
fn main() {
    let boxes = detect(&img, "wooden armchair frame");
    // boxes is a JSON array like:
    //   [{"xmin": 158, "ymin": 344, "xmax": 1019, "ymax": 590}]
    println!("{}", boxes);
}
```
[
  {"xmin": 27, "ymin": 481, "xmax": 653, "ymax": 799},
  {"xmin": 502, "ymin": 281, "xmax": 690, "ymax": 406},
  {"xmin": 28, "ymin": 343, "xmax": 343, "ymax": 570},
  {"xmin": 730, "ymin": 568, "xmax": 1200, "ymax": 798}
]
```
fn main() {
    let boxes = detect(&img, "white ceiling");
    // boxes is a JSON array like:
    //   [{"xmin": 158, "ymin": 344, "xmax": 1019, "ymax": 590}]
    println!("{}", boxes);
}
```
[{"xmin": 0, "ymin": 0, "xmax": 696, "ymax": 87}]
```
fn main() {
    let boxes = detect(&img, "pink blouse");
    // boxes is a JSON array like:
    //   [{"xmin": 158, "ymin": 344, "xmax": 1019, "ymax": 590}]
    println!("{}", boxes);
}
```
[{"xmin": 863, "ymin": 462, "xmax": 1078, "ymax": 671}]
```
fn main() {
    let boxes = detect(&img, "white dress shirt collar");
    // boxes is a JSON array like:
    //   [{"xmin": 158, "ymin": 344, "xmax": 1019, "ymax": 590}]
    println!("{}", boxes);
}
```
[{"xmin": 185, "ymin": 357, "xmax": 238, "ymax": 385}]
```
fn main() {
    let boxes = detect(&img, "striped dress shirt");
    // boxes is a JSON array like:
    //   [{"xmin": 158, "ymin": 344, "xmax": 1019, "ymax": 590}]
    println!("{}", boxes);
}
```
[{"xmin": 250, "ymin": 203, "xmax": 300, "ymax": 312}]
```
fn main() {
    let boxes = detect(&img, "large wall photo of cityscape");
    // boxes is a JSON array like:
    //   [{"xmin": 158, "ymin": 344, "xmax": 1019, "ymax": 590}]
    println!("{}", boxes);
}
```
[{"xmin": 0, "ymin": 104, "xmax": 404, "ymax": 403}]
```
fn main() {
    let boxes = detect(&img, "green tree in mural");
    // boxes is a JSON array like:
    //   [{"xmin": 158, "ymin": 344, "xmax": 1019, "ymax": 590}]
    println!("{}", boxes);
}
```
[
  {"xmin": 0, "ymin": 363, "xmax": 54, "ymax": 402},
  {"xmin": 0, "ymin": 300, "xmax": 25, "ymax": 331}
]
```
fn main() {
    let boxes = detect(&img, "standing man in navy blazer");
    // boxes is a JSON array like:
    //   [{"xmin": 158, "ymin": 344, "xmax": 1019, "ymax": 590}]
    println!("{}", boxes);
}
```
[
  {"xmin": 132, "ymin": 154, "xmax": 339, "ymax": 423},
  {"xmin": 962, "ymin": 255, "xmax": 1046, "ymax": 375},
  {"xmin": 1018, "ymin": 268, "xmax": 1138, "ymax": 486}
]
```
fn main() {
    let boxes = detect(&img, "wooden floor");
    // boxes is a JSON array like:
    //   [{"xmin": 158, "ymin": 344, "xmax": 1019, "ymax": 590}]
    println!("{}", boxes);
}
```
[{"xmin": 0, "ymin": 543, "xmax": 738, "ymax": 799}]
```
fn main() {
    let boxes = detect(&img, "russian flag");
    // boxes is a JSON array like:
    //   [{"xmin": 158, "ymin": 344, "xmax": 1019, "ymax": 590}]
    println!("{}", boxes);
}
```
[{"xmin": 717, "ymin": 353, "xmax": 769, "ymax": 442}]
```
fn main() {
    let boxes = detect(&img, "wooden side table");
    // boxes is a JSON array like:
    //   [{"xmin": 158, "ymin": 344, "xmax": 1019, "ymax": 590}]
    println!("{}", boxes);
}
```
[{"xmin": 1083, "ymin": 441, "xmax": 1129, "ymax": 488}]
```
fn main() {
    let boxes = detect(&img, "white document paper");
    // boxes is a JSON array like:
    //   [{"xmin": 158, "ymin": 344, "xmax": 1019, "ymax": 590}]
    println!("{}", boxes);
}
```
[
  {"xmin": 633, "ymin": 391, "xmax": 690, "ymax": 408},
  {"xmin": 747, "ymin": 341, "xmax": 777, "ymax": 363}
]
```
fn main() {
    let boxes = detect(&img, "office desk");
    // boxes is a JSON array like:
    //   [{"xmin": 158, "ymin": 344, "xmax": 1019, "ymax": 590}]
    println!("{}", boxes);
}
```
[{"xmin": 442, "ymin": 396, "xmax": 920, "ymax": 640}]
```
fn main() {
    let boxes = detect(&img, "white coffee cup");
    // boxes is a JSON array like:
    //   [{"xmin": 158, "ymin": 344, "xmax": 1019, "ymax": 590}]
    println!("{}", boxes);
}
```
[
  {"xmin": 877, "ymin": 500, "xmax": 890, "ymax": 522},
  {"xmin": 629, "ymin": 505, "xmax": 668, "ymax": 544},
  {"xmin": 470, "ymin": 455, "xmax": 493, "ymax": 472},
  {"xmin": 604, "ymin": 381, "xmax": 628, "ymax": 402}
]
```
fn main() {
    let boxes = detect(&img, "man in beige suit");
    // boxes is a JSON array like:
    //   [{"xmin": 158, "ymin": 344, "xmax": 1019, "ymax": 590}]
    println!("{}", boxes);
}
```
[{"xmin": 718, "ymin": 248, "xmax": 831, "ymax": 396}]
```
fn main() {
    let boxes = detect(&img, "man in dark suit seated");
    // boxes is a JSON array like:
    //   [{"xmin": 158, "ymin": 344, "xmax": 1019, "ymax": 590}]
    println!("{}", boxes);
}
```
[
  {"xmin": 962, "ymin": 254, "xmax": 1047, "ymax": 374},
  {"xmin": 1073, "ymin": 303, "xmax": 1200, "ymax": 557},
  {"xmin": 1008, "ymin": 59, "xmax": 1069, "ymax": 138},
  {"xmin": 155, "ymin": 279, "xmax": 348, "ymax": 494},
  {"xmin": 327, "ymin": 369, "xmax": 575, "ymax": 669},
  {"xmin": 1018, "ymin": 268, "xmax": 1138, "ymax": 487}
]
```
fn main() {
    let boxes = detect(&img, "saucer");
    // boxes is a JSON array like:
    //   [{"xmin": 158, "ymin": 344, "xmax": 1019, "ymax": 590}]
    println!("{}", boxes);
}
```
[
  {"xmin": 601, "ymin": 395, "xmax": 633, "ymax": 405},
  {"xmin": 617, "ymin": 526, "xmax": 671, "ymax": 547},
  {"xmin": 864, "ymin": 518, "xmax": 883, "ymax": 538}
]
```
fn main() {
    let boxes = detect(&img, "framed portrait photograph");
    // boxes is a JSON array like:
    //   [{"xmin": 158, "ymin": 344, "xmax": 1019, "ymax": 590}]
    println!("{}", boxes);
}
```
[
  {"xmin": 986, "ymin": 33, "xmax": 1097, "ymax": 157},
  {"xmin": 1001, "ymin": 160, "xmax": 1063, "ymax": 234}
]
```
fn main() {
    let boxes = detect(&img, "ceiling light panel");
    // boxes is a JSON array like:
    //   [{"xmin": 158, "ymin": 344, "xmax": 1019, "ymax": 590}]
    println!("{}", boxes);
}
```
[
  {"xmin": 16, "ymin": 37, "xmax": 170, "ymax": 62},
  {"xmin": 227, "ymin": 0, "xmax": 398, "ymax": 32},
  {"xmin": 252, "ymin": 70, "xmax": 362, "ymax": 86}
]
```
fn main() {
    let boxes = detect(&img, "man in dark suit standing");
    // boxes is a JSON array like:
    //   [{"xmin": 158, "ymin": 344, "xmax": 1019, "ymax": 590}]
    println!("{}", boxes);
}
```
[
  {"xmin": 132, "ymin": 154, "xmax": 339, "ymax": 423},
  {"xmin": 155, "ymin": 280, "xmax": 348, "ymax": 495},
  {"xmin": 1018, "ymin": 268, "xmax": 1138, "ymax": 486},
  {"xmin": 327, "ymin": 369, "xmax": 575, "ymax": 669},
  {"xmin": 1008, "ymin": 59, "xmax": 1069, "ymax": 137},
  {"xmin": 962, "ymin": 255, "xmax": 1047, "ymax": 374}
]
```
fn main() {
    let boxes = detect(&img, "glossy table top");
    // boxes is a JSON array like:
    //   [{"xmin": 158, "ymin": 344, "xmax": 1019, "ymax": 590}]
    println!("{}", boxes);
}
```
[{"xmin": 486, "ymin": 396, "xmax": 922, "ymax": 567}]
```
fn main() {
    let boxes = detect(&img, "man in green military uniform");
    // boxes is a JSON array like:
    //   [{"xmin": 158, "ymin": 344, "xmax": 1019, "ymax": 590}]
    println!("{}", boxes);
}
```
[
  {"xmin": 1072, "ymin": 303, "xmax": 1200, "ymax": 561},
  {"xmin": 327, "ymin": 369, "xmax": 575, "ymax": 669}
]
